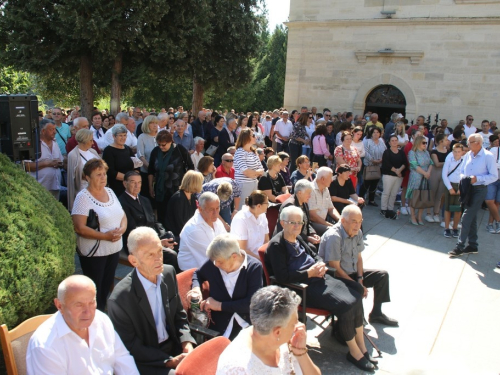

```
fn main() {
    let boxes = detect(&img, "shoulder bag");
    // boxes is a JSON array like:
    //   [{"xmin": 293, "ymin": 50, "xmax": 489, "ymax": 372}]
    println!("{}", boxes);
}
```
[
  {"xmin": 362, "ymin": 142, "xmax": 381, "ymax": 180},
  {"xmin": 410, "ymin": 178, "xmax": 434, "ymax": 209},
  {"xmin": 76, "ymin": 209, "xmax": 100, "ymax": 257}
]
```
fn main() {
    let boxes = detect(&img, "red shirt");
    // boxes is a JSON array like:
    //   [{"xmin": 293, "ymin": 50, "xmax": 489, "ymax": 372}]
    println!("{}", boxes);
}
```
[
  {"xmin": 66, "ymin": 136, "xmax": 101, "ymax": 154},
  {"xmin": 215, "ymin": 165, "xmax": 234, "ymax": 179}
]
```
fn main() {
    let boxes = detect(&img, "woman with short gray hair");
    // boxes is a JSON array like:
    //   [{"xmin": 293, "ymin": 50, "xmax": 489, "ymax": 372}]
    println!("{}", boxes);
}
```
[
  {"xmin": 67, "ymin": 128, "xmax": 100, "ymax": 210},
  {"xmin": 216, "ymin": 285, "xmax": 321, "ymax": 374},
  {"xmin": 102, "ymin": 124, "xmax": 136, "ymax": 196},
  {"xmin": 189, "ymin": 233, "xmax": 263, "ymax": 340}
]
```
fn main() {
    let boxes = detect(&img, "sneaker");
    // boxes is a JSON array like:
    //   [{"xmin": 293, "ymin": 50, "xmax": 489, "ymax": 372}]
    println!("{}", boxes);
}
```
[
  {"xmin": 452, "ymin": 229, "xmax": 459, "ymax": 238},
  {"xmin": 425, "ymin": 215, "xmax": 435, "ymax": 223},
  {"xmin": 486, "ymin": 224, "xmax": 494, "ymax": 233},
  {"xmin": 444, "ymin": 229, "xmax": 452, "ymax": 238},
  {"xmin": 433, "ymin": 215, "xmax": 440, "ymax": 223},
  {"xmin": 497, "ymin": 262, "xmax": 500, "ymax": 269},
  {"xmin": 440, "ymin": 221, "xmax": 446, "ymax": 228},
  {"xmin": 448, "ymin": 247, "xmax": 464, "ymax": 258},
  {"xmin": 380, "ymin": 210, "xmax": 387, "ymax": 217},
  {"xmin": 495, "ymin": 222, "xmax": 500, "ymax": 234},
  {"xmin": 464, "ymin": 245, "xmax": 478, "ymax": 254},
  {"xmin": 386, "ymin": 210, "xmax": 398, "ymax": 220},
  {"xmin": 401, "ymin": 207, "xmax": 409, "ymax": 215}
]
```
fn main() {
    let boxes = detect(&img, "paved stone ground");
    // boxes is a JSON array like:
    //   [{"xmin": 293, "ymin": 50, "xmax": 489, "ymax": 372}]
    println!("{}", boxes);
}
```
[{"xmin": 75, "ymin": 198, "xmax": 500, "ymax": 375}]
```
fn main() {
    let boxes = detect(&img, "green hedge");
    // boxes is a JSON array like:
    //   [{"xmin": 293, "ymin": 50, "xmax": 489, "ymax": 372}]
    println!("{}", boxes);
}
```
[{"xmin": 0, "ymin": 153, "xmax": 75, "ymax": 328}]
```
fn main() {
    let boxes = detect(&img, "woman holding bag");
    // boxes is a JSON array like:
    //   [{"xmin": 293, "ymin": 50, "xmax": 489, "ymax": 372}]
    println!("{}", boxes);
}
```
[
  {"xmin": 359, "ymin": 127, "xmax": 386, "ymax": 206},
  {"xmin": 406, "ymin": 136, "xmax": 434, "ymax": 225}
]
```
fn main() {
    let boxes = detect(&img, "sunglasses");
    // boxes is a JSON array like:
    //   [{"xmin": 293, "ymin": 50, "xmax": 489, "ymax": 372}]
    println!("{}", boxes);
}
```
[
  {"xmin": 422, "ymin": 142, "xmax": 428, "ymax": 145},
  {"xmin": 223, "ymin": 159, "xmax": 234, "ymax": 163},
  {"xmin": 308, "ymin": 116, "xmax": 313, "ymax": 119}
]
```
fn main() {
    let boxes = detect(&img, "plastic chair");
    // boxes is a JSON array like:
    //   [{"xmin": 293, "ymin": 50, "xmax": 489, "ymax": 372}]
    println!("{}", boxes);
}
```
[
  {"xmin": 0, "ymin": 314, "xmax": 52, "ymax": 375},
  {"xmin": 175, "ymin": 336, "xmax": 230, "ymax": 375}
]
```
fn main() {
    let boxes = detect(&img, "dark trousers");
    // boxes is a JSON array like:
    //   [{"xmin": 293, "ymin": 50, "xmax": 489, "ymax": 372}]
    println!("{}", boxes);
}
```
[
  {"xmin": 457, "ymin": 185, "xmax": 488, "ymax": 250},
  {"xmin": 349, "ymin": 269, "xmax": 391, "ymax": 313},
  {"xmin": 137, "ymin": 338, "xmax": 180, "ymax": 375},
  {"xmin": 79, "ymin": 251, "xmax": 120, "ymax": 311},
  {"xmin": 360, "ymin": 178, "xmax": 380, "ymax": 202},
  {"xmin": 289, "ymin": 142, "xmax": 302, "ymax": 173},
  {"xmin": 277, "ymin": 141, "xmax": 289, "ymax": 154},
  {"xmin": 305, "ymin": 275, "xmax": 364, "ymax": 341}
]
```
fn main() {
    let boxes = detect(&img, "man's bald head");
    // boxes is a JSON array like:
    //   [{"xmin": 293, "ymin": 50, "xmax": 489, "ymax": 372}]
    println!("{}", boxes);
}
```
[{"xmin": 57, "ymin": 275, "xmax": 96, "ymax": 303}]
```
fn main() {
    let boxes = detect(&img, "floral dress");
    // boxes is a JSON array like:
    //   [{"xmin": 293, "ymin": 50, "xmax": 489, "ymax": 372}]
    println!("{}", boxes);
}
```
[
  {"xmin": 406, "ymin": 150, "xmax": 434, "ymax": 199},
  {"xmin": 334, "ymin": 145, "xmax": 360, "ymax": 172}
]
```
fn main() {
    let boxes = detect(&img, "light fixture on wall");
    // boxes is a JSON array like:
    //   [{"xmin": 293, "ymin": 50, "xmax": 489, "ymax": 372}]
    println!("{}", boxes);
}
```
[
  {"xmin": 380, "ymin": 9, "xmax": 396, "ymax": 18},
  {"xmin": 378, "ymin": 48, "xmax": 394, "ymax": 54}
]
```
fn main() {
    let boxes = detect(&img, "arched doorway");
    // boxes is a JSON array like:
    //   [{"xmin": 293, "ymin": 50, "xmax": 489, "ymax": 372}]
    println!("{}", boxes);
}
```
[{"xmin": 364, "ymin": 85, "xmax": 406, "ymax": 125}]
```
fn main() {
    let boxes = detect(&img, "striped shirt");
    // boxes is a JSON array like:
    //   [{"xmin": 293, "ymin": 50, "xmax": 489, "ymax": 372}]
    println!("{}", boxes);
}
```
[{"xmin": 234, "ymin": 147, "xmax": 262, "ymax": 183}]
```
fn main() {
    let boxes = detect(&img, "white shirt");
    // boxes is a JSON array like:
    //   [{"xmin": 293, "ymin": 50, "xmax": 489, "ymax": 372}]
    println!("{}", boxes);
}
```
[
  {"xmin": 263, "ymin": 120, "xmax": 273, "ymax": 137},
  {"xmin": 230, "ymin": 206, "xmax": 268, "ymax": 256},
  {"xmin": 218, "ymin": 252, "xmax": 250, "ymax": 337},
  {"xmin": 91, "ymin": 126, "xmax": 107, "ymax": 151},
  {"xmin": 309, "ymin": 180, "xmax": 334, "ymax": 220},
  {"xmin": 26, "ymin": 311, "xmax": 139, "ymax": 375},
  {"xmin": 126, "ymin": 129, "xmax": 138, "ymax": 149},
  {"xmin": 303, "ymin": 123, "xmax": 315, "ymax": 148},
  {"xmin": 274, "ymin": 119, "xmax": 293, "ymax": 144},
  {"xmin": 480, "ymin": 132, "xmax": 491, "ymax": 149},
  {"xmin": 136, "ymin": 271, "xmax": 169, "ymax": 343},
  {"xmin": 103, "ymin": 129, "xmax": 137, "ymax": 149},
  {"xmin": 29, "ymin": 140, "xmax": 64, "ymax": 191},
  {"xmin": 178, "ymin": 211, "xmax": 227, "ymax": 270},
  {"xmin": 442, "ymin": 153, "xmax": 463, "ymax": 190},
  {"xmin": 191, "ymin": 151, "xmax": 204, "ymax": 169},
  {"xmin": 464, "ymin": 125, "xmax": 478, "ymax": 138}
]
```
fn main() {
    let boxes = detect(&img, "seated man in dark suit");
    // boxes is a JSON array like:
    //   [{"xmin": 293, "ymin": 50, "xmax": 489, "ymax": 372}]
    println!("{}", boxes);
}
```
[
  {"xmin": 119, "ymin": 171, "xmax": 179, "ymax": 272},
  {"xmin": 108, "ymin": 227, "xmax": 197, "ymax": 375},
  {"xmin": 188, "ymin": 233, "xmax": 263, "ymax": 340}
]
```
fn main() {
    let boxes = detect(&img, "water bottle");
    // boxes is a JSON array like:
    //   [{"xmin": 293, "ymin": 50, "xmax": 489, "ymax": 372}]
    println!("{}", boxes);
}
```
[{"xmin": 190, "ymin": 295, "xmax": 208, "ymax": 327}]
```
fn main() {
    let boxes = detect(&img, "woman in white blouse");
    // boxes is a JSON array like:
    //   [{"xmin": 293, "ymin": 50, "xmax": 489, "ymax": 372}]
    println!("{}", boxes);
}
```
[
  {"xmin": 234, "ymin": 129, "xmax": 264, "ymax": 209},
  {"xmin": 231, "ymin": 190, "xmax": 269, "ymax": 260},
  {"xmin": 72, "ymin": 158, "xmax": 126, "ymax": 311}
]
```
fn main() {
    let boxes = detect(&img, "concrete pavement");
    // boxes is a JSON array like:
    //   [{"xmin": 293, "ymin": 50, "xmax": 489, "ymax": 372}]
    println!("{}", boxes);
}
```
[{"xmin": 306, "ymin": 203, "xmax": 500, "ymax": 375}]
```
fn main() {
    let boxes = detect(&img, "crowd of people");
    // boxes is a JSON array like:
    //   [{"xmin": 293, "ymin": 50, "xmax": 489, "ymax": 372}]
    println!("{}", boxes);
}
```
[{"xmin": 23, "ymin": 105, "xmax": 499, "ymax": 374}]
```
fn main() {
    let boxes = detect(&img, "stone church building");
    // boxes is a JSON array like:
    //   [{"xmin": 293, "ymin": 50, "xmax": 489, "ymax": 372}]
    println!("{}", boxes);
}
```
[{"xmin": 284, "ymin": 0, "xmax": 500, "ymax": 125}]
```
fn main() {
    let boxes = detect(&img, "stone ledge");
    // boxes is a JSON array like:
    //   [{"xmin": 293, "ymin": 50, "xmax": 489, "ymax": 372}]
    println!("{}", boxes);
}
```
[
  {"xmin": 355, "ymin": 50, "xmax": 424, "ymax": 64},
  {"xmin": 285, "ymin": 17, "xmax": 500, "ymax": 27}
]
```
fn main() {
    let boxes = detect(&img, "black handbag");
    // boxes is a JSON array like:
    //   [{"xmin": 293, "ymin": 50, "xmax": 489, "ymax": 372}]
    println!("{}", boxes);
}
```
[{"xmin": 76, "ymin": 209, "xmax": 100, "ymax": 257}]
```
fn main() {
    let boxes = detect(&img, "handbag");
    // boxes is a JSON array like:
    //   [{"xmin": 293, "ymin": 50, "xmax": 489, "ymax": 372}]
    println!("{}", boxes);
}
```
[
  {"xmin": 410, "ymin": 178, "xmax": 434, "ymax": 209},
  {"xmin": 363, "ymin": 165, "xmax": 381, "ymax": 180},
  {"xmin": 205, "ymin": 144, "xmax": 218, "ymax": 156},
  {"xmin": 76, "ymin": 209, "xmax": 100, "ymax": 257}
]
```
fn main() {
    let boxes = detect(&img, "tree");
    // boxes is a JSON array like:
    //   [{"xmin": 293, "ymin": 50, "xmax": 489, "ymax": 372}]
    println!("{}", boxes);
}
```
[
  {"xmin": 0, "ymin": 67, "xmax": 34, "ymax": 94},
  {"xmin": 0, "ymin": 0, "xmax": 168, "ymax": 118}
]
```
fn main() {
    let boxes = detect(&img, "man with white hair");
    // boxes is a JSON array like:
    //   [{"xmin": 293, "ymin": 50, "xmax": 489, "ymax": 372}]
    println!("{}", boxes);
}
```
[
  {"xmin": 65, "ymin": 116, "xmax": 101, "ymax": 154},
  {"xmin": 27, "ymin": 275, "xmax": 139, "ymax": 374},
  {"xmin": 191, "ymin": 110, "xmax": 207, "ymax": 139},
  {"xmin": 104, "ymin": 112, "xmax": 129, "ymax": 147},
  {"xmin": 108, "ymin": 227, "xmax": 195, "ymax": 375},
  {"xmin": 308, "ymin": 167, "xmax": 341, "ymax": 235},
  {"xmin": 449, "ymin": 133, "xmax": 498, "ymax": 257},
  {"xmin": 178, "ymin": 192, "xmax": 227, "ymax": 270},
  {"xmin": 319, "ymin": 205, "xmax": 398, "ymax": 326},
  {"xmin": 191, "ymin": 136, "xmax": 205, "ymax": 169}
]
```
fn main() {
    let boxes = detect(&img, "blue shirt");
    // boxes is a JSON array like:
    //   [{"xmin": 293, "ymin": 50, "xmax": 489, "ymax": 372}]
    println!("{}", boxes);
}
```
[
  {"xmin": 201, "ymin": 177, "xmax": 241, "ymax": 210},
  {"xmin": 173, "ymin": 132, "xmax": 194, "ymax": 151},
  {"xmin": 54, "ymin": 123, "xmax": 71, "ymax": 156},
  {"xmin": 136, "ymin": 270, "xmax": 169, "ymax": 343},
  {"xmin": 460, "ymin": 148, "xmax": 498, "ymax": 186}
]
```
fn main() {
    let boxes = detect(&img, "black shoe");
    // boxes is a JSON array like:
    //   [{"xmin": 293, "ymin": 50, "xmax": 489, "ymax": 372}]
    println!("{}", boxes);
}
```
[
  {"xmin": 346, "ymin": 352, "xmax": 375, "ymax": 372},
  {"xmin": 368, "ymin": 201, "xmax": 378, "ymax": 207},
  {"xmin": 385, "ymin": 210, "xmax": 397, "ymax": 220},
  {"xmin": 363, "ymin": 351, "xmax": 378, "ymax": 365},
  {"xmin": 369, "ymin": 313, "xmax": 399, "ymax": 327},
  {"xmin": 448, "ymin": 247, "xmax": 464, "ymax": 258},
  {"xmin": 444, "ymin": 229, "xmax": 452, "ymax": 238},
  {"xmin": 380, "ymin": 210, "xmax": 387, "ymax": 216},
  {"xmin": 464, "ymin": 245, "xmax": 478, "ymax": 254}
]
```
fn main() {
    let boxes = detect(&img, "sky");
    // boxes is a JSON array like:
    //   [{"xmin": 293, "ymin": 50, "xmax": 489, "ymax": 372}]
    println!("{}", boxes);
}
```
[{"xmin": 265, "ymin": 0, "xmax": 290, "ymax": 31}]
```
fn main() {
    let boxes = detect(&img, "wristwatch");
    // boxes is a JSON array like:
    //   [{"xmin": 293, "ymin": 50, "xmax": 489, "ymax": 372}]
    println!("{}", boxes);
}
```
[{"xmin": 357, "ymin": 275, "xmax": 364, "ymax": 280}]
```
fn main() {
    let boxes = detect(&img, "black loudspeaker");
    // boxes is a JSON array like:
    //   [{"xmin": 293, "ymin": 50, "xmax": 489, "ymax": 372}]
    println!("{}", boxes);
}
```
[{"xmin": 0, "ymin": 94, "xmax": 40, "ymax": 162}]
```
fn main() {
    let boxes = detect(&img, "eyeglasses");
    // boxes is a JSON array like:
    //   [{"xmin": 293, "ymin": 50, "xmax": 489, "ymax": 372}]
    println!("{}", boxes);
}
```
[
  {"xmin": 324, "ymin": 114, "xmax": 331, "ymax": 117},
  {"xmin": 52, "ymin": 112, "xmax": 62, "ymax": 116},
  {"xmin": 223, "ymin": 159, "xmax": 234, "ymax": 163},
  {"xmin": 284, "ymin": 220, "xmax": 304, "ymax": 226},
  {"xmin": 468, "ymin": 140, "xmax": 478, "ymax": 145}
]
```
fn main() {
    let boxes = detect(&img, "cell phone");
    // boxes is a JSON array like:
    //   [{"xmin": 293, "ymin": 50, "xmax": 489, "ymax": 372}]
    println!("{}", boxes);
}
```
[{"xmin": 312, "ymin": 162, "xmax": 319, "ymax": 171}]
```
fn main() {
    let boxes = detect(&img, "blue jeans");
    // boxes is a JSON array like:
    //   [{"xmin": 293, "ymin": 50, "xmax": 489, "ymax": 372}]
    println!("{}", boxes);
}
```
[{"xmin": 456, "ymin": 185, "xmax": 487, "ymax": 250}]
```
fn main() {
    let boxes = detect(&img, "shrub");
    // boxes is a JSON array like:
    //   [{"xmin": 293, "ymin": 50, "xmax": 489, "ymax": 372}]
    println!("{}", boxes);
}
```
[{"xmin": 0, "ymin": 153, "xmax": 75, "ymax": 328}]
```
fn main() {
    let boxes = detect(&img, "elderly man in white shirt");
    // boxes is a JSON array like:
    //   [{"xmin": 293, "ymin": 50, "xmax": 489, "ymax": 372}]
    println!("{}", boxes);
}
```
[
  {"xmin": 26, "ymin": 275, "xmax": 138, "ymax": 375},
  {"xmin": 191, "ymin": 136, "xmax": 205, "ymax": 169},
  {"xmin": 274, "ymin": 111, "xmax": 294, "ymax": 153},
  {"xmin": 178, "ymin": 192, "xmax": 227, "ymax": 270},
  {"xmin": 309, "ymin": 167, "xmax": 341, "ymax": 236}
]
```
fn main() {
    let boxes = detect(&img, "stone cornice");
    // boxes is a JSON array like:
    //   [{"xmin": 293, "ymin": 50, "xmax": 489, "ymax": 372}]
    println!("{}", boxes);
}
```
[
  {"xmin": 285, "ymin": 17, "xmax": 500, "ymax": 28},
  {"xmin": 355, "ymin": 51, "xmax": 424, "ymax": 64}
]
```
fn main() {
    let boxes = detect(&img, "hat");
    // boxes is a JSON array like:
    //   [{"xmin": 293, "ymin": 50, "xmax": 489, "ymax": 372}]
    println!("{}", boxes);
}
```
[{"xmin": 397, "ymin": 113, "xmax": 403, "ymax": 119}]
